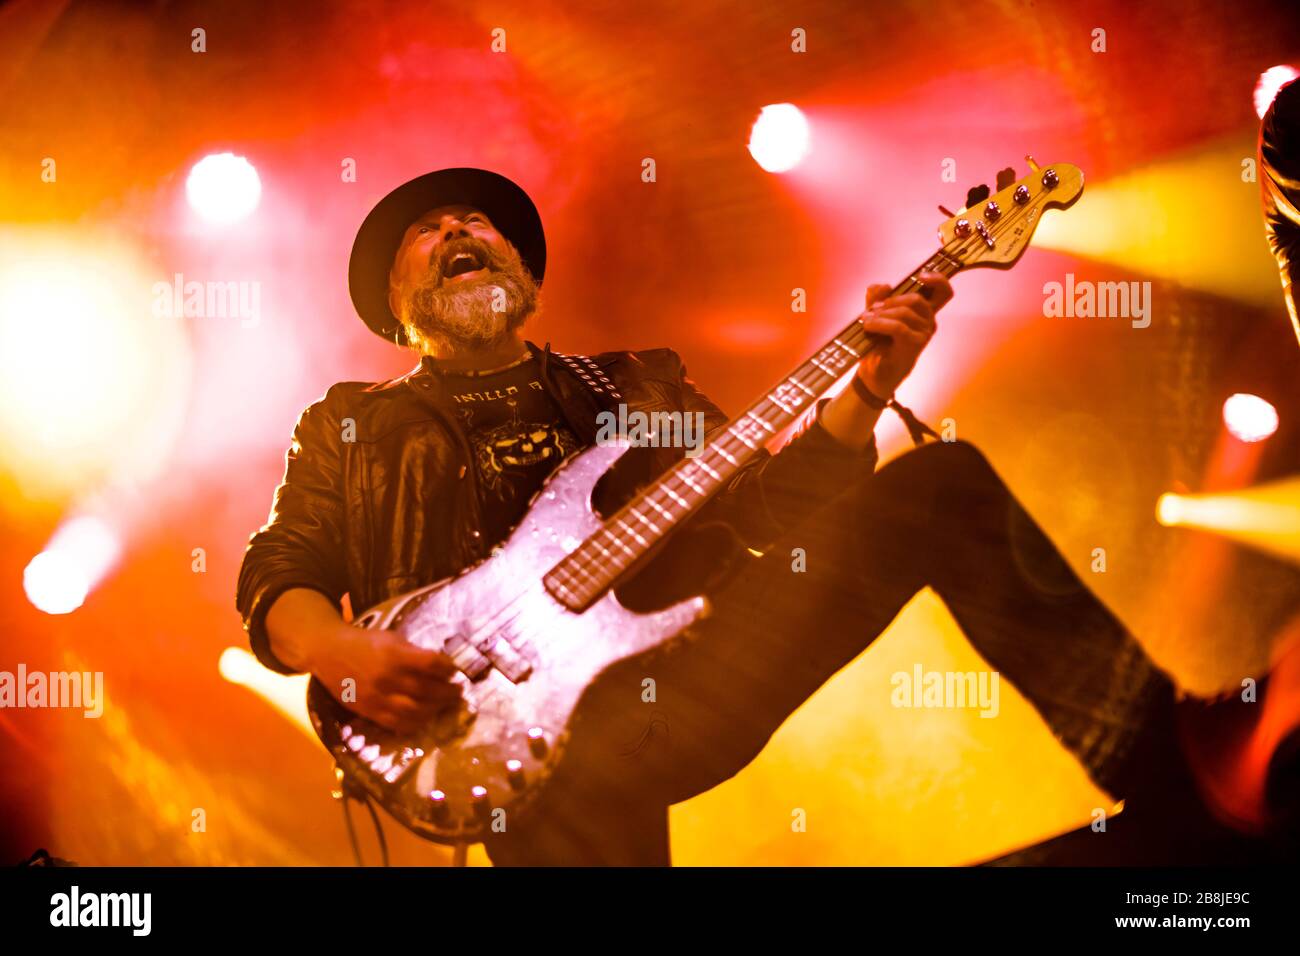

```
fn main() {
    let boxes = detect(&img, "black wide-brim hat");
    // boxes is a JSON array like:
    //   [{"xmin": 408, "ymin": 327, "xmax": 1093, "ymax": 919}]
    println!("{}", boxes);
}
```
[{"xmin": 348, "ymin": 167, "xmax": 546, "ymax": 344}]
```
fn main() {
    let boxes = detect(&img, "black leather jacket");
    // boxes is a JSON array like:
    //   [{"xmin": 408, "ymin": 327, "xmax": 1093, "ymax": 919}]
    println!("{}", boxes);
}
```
[
  {"xmin": 236, "ymin": 340, "xmax": 877, "ymax": 674},
  {"xmin": 1262, "ymin": 77, "xmax": 1300, "ymax": 345}
]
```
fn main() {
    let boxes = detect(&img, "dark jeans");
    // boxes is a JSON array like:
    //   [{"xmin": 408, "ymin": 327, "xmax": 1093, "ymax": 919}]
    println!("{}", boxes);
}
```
[{"xmin": 483, "ymin": 440, "xmax": 1185, "ymax": 865}]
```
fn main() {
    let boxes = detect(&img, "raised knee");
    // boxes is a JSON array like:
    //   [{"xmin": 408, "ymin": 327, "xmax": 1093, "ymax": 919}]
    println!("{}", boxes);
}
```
[
  {"xmin": 864, "ymin": 439, "xmax": 1002, "ymax": 516},
  {"xmin": 936, "ymin": 438, "xmax": 991, "ymax": 469},
  {"xmin": 904, "ymin": 438, "xmax": 995, "ymax": 482}
]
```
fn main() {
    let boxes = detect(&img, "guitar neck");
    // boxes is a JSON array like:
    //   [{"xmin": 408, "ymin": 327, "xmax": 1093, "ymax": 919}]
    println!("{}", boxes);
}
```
[{"xmin": 542, "ymin": 247, "xmax": 965, "ymax": 612}]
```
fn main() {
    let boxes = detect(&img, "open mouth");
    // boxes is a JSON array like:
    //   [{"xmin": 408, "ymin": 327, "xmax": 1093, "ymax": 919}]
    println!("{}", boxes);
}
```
[{"xmin": 442, "ymin": 249, "xmax": 489, "ymax": 283}]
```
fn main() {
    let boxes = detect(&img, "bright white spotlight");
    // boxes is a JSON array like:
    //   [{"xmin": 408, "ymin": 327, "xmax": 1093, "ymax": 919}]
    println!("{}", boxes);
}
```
[
  {"xmin": 1155, "ymin": 493, "xmax": 1184, "ymax": 527},
  {"xmin": 23, "ymin": 515, "xmax": 121, "ymax": 615},
  {"xmin": 1223, "ymin": 393, "xmax": 1279, "ymax": 443},
  {"xmin": 0, "ymin": 232, "xmax": 192, "ymax": 498},
  {"xmin": 23, "ymin": 552, "xmax": 90, "ymax": 615},
  {"xmin": 748, "ymin": 103, "xmax": 811, "ymax": 173},
  {"xmin": 186, "ymin": 152, "xmax": 262, "ymax": 225},
  {"xmin": 1255, "ymin": 65, "xmax": 1298, "ymax": 119}
]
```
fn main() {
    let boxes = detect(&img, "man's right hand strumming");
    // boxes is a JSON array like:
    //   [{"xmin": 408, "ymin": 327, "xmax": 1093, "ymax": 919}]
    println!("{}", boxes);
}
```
[{"xmin": 265, "ymin": 588, "xmax": 462, "ymax": 734}]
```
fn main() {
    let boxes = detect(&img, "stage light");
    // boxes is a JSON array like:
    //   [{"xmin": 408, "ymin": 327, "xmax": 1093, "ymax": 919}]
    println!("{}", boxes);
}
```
[
  {"xmin": 1155, "ymin": 478, "xmax": 1300, "ymax": 564},
  {"xmin": 1223, "ymin": 393, "xmax": 1279, "ymax": 443},
  {"xmin": 1159, "ymin": 489, "xmax": 1190, "ymax": 528},
  {"xmin": 0, "ymin": 229, "xmax": 192, "ymax": 498},
  {"xmin": 23, "ymin": 515, "xmax": 121, "ymax": 615},
  {"xmin": 1255, "ymin": 65, "xmax": 1298, "ymax": 119},
  {"xmin": 23, "ymin": 552, "xmax": 89, "ymax": 615},
  {"xmin": 1031, "ymin": 140, "xmax": 1286, "ymax": 307},
  {"xmin": 219, "ymin": 647, "xmax": 315, "ymax": 739},
  {"xmin": 748, "ymin": 104, "xmax": 811, "ymax": 173},
  {"xmin": 186, "ymin": 152, "xmax": 262, "ymax": 225}
]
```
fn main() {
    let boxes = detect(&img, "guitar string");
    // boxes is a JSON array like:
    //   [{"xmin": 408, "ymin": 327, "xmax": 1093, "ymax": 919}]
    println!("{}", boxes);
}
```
[
  {"xmin": 551, "ymin": 215, "xmax": 1020, "ymax": 598},
  {"xmin": 549, "ymin": 195, "xmax": 1041, "ymax": 600},
  {"xmin": 343, "ymin": 189, "xmax": 1057, "ymax": 810},
  {"xmin": 410, "ymin": 190, "xmax": 1047, "ymax": 661}
]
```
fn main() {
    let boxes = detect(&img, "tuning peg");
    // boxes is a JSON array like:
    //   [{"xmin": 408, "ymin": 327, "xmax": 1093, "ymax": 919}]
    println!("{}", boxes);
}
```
[
  {"xmin": 965, "ymin": 184, "xmax": 990, "ymax": 208},
  {"xmin": 938, "ymin": 204, "xmax": 956, "ymax": 218},
  {"xmin": 1025, "ymin": 155, "xmax": 1040, "ymax": 172},
  {"xmin": 995, "ymin": 167, "xmax": 1016, "ymax": 192}
]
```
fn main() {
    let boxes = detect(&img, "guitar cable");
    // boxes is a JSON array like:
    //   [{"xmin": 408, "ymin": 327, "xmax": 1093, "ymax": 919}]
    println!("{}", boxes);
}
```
[
  {"xmin": 340, "ymin": 782, "xmax": 390, "ymax": 867},
  {"xmin": 338, "ymin": 781, "xmax": 472, "ymax": 866}
]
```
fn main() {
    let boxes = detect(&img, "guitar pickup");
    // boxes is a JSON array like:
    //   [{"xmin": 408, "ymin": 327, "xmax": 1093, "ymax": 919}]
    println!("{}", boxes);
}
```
[
  {"xmin": 443, "ymin": 635, "xmax": 492, "ymax": 681},
  {"xmin": 475, "ymin": 636, "xmax": 533, "ymax": 683}
]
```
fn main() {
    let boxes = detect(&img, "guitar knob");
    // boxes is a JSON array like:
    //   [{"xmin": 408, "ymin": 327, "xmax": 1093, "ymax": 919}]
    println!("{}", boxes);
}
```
[
  {"xmin": 953, "ymin": 219, "xmax": 972, "ymax": 238},
  {"xmin": 983, "ymin": 200, "xmax": 1001, "ymax": 222},
  {"xmin": 471, "ymin": 785, "xmax": 491, "ymax": 817},
  {"xmin": 428, "ymin": 789, "xmax": 449, "ymax": 820},
  {"xmin": 506, "ymin": 759, "xmax": 525, "ymax": 790},
  {"xmin": 1014, "ymin": 185, "xmax": 1030, "ymax": 205},
  {"xmin": 1041, "ymin": 168, "xmax": 1058, "ymax": 188},
  {"xmin": 527, "ymin": 726, "xmax": 548, "ymax": 757}
]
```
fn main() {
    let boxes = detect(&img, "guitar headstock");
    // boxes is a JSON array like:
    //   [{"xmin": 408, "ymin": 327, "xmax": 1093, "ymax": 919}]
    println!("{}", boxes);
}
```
[{"xmin": 937, "ymin": 158, "xmax": 1083, "ymax": 269}]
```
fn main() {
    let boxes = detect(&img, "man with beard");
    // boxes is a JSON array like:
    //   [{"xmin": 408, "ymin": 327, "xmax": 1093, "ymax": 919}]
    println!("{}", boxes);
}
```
[{"xmin": 237, "ymin": 167, "xmax": 1293, "ymax": 865}]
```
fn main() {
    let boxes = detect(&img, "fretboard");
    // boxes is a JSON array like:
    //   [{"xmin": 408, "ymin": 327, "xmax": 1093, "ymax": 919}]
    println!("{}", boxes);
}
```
[{"xmin": 542, "ymin": 248, "xmax": 965, "ymax": 612}]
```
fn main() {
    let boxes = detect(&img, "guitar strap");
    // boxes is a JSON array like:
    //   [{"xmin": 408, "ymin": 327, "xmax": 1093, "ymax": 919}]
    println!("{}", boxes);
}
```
[{"xmin": 551, "ymin": 352, "xmax": 624, "ymax": 403}]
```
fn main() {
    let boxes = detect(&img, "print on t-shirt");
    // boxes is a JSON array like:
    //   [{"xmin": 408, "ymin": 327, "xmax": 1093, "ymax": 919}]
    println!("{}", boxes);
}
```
[{"xmin": 440, "ymin": 356, "xmax": 581, "ymax": 546}]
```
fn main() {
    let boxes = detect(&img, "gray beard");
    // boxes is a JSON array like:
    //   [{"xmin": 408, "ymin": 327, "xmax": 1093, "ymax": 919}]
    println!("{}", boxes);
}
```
[{"xmin": 398, "ymin": 252, "xmax": 538, "ymax": 356}]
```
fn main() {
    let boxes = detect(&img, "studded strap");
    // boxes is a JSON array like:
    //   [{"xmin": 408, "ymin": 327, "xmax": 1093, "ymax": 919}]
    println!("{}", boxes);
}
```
[{"xmin": 551, "ymin": 352, "xmax": 624, "ymax": 402}]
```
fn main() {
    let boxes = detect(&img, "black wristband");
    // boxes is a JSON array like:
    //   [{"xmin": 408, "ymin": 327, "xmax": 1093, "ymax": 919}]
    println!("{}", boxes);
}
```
[{"xmin": 850, "ymin": 374, "xmax": 890, "ymax": 410}]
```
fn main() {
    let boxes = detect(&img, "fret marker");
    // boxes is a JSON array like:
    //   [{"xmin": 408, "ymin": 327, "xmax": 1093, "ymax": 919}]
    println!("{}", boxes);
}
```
[
  {"xmin": 647, "ymin": 497, "xmax": 676, "ymax": 520},
  {"xmin": 615, "ymin": 517, "xmax": 649, "ymax": 547},
  {"xmin": 679, "ymin": 471, "xmax": 706, "ymax": 494}
]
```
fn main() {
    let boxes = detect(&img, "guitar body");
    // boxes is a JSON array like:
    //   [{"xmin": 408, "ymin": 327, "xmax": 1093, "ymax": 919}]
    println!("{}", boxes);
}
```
[{"xmin": 307, "ymin": 440, "xmax": 709, "ymax": 845}]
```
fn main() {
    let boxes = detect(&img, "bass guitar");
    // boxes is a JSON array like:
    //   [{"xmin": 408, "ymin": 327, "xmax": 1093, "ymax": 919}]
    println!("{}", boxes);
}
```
[{"xmin": 307, "ymin": 158, "xmax": 1084, "ymax": 843}]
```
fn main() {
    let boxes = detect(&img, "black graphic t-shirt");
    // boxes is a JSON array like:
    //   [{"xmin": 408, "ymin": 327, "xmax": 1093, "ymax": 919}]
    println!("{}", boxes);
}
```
[{"xmin": 437, "ymin": 354, "xmax": 581, "ymax": 548}]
